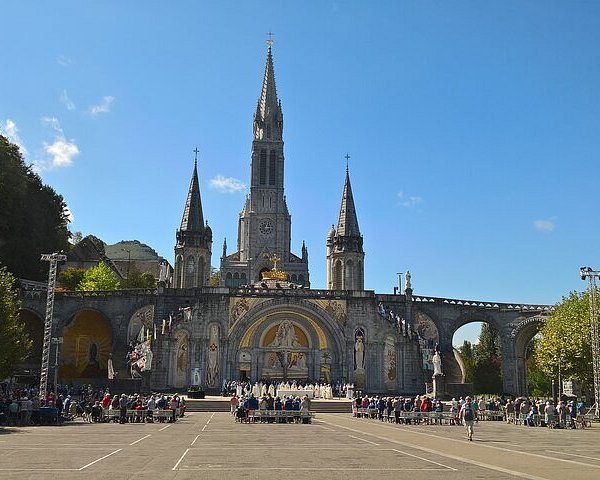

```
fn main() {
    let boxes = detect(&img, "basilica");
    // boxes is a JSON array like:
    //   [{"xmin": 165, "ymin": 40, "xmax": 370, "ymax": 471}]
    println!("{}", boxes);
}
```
[{"xmin": 18, "ymin": 45, "xmax": 548, "ymax": 398}]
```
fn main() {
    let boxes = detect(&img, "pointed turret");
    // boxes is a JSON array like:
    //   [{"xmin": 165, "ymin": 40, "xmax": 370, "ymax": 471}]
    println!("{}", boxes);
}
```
[
  {"xmin": 336, "ymin": 169, "xmax": 361, "ymax": 237},
  {"xmin": 180, "ymin": 160, "xmax": 204, "ymax": 231},
  {"xmin": 174, "ymin": 158, "xmax": 212, "ymax": 288},
  {"xmin": 327, "ymin": 164, "xmax": 364, "ymax": 291}
]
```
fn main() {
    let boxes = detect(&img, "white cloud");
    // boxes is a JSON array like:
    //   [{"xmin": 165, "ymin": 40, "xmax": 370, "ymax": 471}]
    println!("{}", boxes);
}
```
[
  {"xmin": 57, "ymin": 54, "xmax": 72, "ymax": 67},
  {"xmin": 36, "ymin": 116, "xmax": 80, "ymax": 169},
  {"xmin": 44, "ymin": 139, "xmax": 80, "ymax": 167},
  {"xmin": 60, "ymin": 89, "xmax": 76, "ymax": 110},
  {"xmin": 397, "ymin": 191, "xmax": 423, "ymax": 208},
  {"xmin": 1, "ymin": 118, "xmax": 28, "ymax": 155},
  {"xmin": 533, "ymin": 219, "xmax": 555, "ymax": 233},
  {"xmin": 89, "ymin": 96, "xmax": 115, "ymax": 116},
  {"xmin": 210, "ymin": 175, "xmax": 246, "ymax": 193}
]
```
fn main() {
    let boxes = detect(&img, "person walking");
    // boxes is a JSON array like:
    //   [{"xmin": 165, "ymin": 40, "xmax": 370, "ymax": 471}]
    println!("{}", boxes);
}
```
[{"xmin": 459, "ymin": 396, "xmax": 475, "ymax": 441}]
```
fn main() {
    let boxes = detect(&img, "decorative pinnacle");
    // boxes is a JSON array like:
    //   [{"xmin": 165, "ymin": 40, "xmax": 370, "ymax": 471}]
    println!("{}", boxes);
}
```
[{"xmin": 344, "ymin": 153, "xmax": 351, "ymax": 173}]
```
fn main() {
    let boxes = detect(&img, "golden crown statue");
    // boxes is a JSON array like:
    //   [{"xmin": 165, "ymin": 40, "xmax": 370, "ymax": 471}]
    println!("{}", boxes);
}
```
[{"xmin": 261, "ymin": 254, "xmax": 289, "ymax": 281}]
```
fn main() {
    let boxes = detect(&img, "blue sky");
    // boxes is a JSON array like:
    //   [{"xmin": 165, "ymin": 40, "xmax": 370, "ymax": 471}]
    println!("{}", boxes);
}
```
[{"xmin": 2, "ymin": 1, "xmax": 599, "ymax": 345}]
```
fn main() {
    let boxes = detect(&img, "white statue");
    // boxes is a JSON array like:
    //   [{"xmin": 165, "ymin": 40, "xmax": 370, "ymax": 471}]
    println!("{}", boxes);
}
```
[
  {"xmin": 268, "ymin": 319, "xmax": 301, "ymax": 348},
  {"xmin": 355, "ymin": 336, "xmax": 365, "ymax": 371},
  {"xmin": 405, "ymin": 270, "xmax": 412, "ymax": 290},
  {"xmin": 432, "ymin": 351, "xmax": 443, "ymax": 376}
]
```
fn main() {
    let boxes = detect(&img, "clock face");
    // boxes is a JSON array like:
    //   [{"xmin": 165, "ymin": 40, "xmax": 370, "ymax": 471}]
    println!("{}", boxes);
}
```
[{"xmin": 259, "ymin": 219, "xmax": 274, "ymax": 236}]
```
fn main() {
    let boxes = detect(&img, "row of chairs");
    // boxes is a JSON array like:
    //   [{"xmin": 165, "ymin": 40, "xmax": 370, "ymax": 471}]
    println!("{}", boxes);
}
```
[{"xmin": 100, "ymin": 408, "xmax": 180, "ymax": 423}]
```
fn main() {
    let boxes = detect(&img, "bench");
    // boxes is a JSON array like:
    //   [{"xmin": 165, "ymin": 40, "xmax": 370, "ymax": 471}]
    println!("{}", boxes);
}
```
[{"xmin": 239, "ymin": 410, "xmax": 315, "ymax": 423}]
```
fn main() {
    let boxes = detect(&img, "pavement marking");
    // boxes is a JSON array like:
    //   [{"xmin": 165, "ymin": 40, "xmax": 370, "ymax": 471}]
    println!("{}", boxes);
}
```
[
  {"xmin": 391, "ymin": 448, "xmax": 457, "ymax": 471},
  {"xmin": 321, "ymin": 418, "xmax": 551, "ymax": 480},
  {"xmin": 359, "ymin": 418, "xmax": 600, "ymax": 471},
  {"xmin": 178, "ymin": 467, "xmax": 448, "ymax": 471},
  {"xmin": 158, "ymin": 423, "xmax": 173, "ymax": 431},
  {"xmin": 349, "ymin": 434, "xmax": 379, "ymax": 445},
  {"xmin": 314, "ymin": 423, "xmax": 336, "ymax": 431},
  {"xmin": 201, "ymin": 412, "xmax": 216, "ymax": 432},
  {"xmin": 547, "ymin": 450, "xmax": 600, "ymax": 462},
  {"xmin": 191, "ymin": 434, "xmax": 200, "ymax": 446},
  {"xmin": 78, "ymin": 448, "xmax": 122, "ymax": 470},
  {"xmin": 129, "ymin": 434, "xmax": 151, "ymax": 446},
  {"xmin": 172, "ymin": 448, "xmax": 190, "ymax": 471}
]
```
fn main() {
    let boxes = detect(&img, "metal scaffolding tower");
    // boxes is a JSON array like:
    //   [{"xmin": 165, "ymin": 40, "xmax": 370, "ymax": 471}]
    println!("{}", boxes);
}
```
[
  {"xmin": 580, "ymin": 267, "xmax": 600, "ymax": 418},
  {"xmin": 39, "ymin": 252, "xmax": 66, "ymax": 400}
]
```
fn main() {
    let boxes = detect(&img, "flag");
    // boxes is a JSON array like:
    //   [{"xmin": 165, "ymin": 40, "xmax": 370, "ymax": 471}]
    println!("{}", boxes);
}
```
[
  {"xmin": 168, "ymin": 314, "xmax": 173, "ymax": 332},
  {"xmin": 153, "ymin": 323, "xmax": 157, "ymax": 340},
  {"xmin": 107, "ymin": 358, "xmax": 115, "ymax": 380},
  {"xmin": 162, "ymin": 319, "xmax": 166, "ymax": 335}
]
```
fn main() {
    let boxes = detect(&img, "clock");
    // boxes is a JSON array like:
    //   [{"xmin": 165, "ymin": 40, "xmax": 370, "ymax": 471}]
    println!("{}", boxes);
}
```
[{"xmin": 259, "ymin": 219, "xmax": 274, "ymax": 236}]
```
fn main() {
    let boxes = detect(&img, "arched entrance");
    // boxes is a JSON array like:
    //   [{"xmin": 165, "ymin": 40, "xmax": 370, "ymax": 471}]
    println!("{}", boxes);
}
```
[
  {"xmin": 512, "ymin": 317, "xmax": 545, "ymax": 396},
  {"xmin": 230, "ymin": 302, "xmax": 344, "ymax": 383},
  {"xmin": 60, "ymin": 309, "xmax": 112, "ymax": 380}
]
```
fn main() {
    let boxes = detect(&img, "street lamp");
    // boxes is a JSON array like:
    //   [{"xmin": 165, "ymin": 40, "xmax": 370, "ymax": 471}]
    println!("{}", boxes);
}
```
[
  {"xmin": 580, "ymin": 266, "xmax": 600, "ymax": 418},
  {"xmin": 397, "ymin": 272, "xmax": 404, "ymax": 295}
]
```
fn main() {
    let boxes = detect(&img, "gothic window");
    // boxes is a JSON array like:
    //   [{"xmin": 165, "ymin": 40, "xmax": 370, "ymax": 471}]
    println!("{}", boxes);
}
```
[
  {"xmin": 198, "ymin": 256, "xmax": 205, "ymax": 286},
  {"xmin": 240, "ymin": 273, "xmax": 247, "ymax": 286},
  {"xmin": 225, "ymin": 272, "xmax": 233, "ymax": 287},
  {"xmin": 259, "ymin": 150, "xmax": 267, "ymax": 185},
  {"xmin": 185, "ymin": 257, "xmax": 196, "ymax": 288},
  {"xmin": 269, "ymin": 151, "xmax": 276, "ymax": 185},
  {"xmin": 334, "ymin": 260, "xmax": 342, "ymax": 290},
  {"xmin": 358, "ymin": 260, "xmax": 364, "ymax": 290},
  {"xmin": 345, "ymin": 260, "xmax": 354, "ymax": 290},
  {"xmin": 298, "ymin": 274, "xmax": 305, "ymax": 286},
  {"xmin": 266, "ymin": 124, "xmax": 271, "ymax": 139}
]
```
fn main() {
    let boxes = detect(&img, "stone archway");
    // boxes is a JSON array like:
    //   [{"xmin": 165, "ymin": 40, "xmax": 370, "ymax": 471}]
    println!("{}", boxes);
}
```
[
  {"xmin": 227, "ymin": 299, "xmax": 346, "ymax": 383},
  {"xmin": 511, "ymin": 316, "xmax": 546, "ymax": 396}
]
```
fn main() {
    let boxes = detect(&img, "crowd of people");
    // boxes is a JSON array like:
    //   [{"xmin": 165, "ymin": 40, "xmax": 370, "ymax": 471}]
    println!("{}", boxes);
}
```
[
  {"xmin": 222, "ymin": 380, "xmax": 346, "ymax": 400},
  {"xmin": 229, "ymin": 392, "xmax": 312, "ymax": 423},
  {"xmin": 0, "ymin": 383, "xmax": 185, "ymax": 426}
]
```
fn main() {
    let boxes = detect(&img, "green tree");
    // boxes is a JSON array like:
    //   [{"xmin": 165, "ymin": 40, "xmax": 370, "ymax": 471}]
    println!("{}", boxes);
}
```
[
  {"xmin": 533, "ymin": 291, "xmax": 592, "ymax": 391},
  {"xmin": 77, "ymin": 262, "xmax": 121, "ymax": 292},
  {"xmin": 472, "ymin": 323, "xmax": 503, "ymax": 394},
  {"xmin": 121, "ymin": 266, "xmax": 157, "ymax": 289},
  {"xmin": 0, "ymin": 135, "xmax": 71, "ymax": 280},
  {"xmin": 458, "ymin": 340, "xmax": 476, "ymax": 383},
  {"xmin": 208, "ymin": 267, "xmax": 220, "ymax": 287},
  {"xmin": 0, "ymin": 265, "xmax": 32, "ymax": 378},
  {"xmin": 57, "ymin": 267, "xmax": 86, "ymax": 290}
]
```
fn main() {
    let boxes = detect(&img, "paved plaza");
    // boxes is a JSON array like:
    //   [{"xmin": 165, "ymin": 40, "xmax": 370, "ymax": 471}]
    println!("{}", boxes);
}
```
[{"xmin": 1, "ymin": 413, "xmax": 600, "ymax": 480}]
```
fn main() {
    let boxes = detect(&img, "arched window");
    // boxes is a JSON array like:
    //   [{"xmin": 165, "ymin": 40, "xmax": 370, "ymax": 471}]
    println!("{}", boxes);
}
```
[
  {"xmin": 266, "ymin": 123, "xmax": 271, "ymax": 139},
  {"xmin": 345, "ymin": 260, "xmax": 354, "ymax": 290},
  {"xmin": 269, "ymin": 151, "xmax": 276, "ymax": 185},
  {"xmin": 259, "ymin": 150, "xmax": 267, "ymax": 185},
  {"xmin": 240, "ymin": 273, "xmax": 247, "ymax": 286},
  {"xmin": 358, "ymin": 261, "xmax": 364, "ymax": 290},
  {"xmin": 334, "ymin": 260, "xmax": 342, "ymax": 290},
  {"xmin": 198, "ymin": 256, "xmax": 205, "ymax": 286},
  {"xmin": 225, "ymin": 272, "xmax": 233, "ymax": 287},
  {"xmin": 298, "ymin": 274, "xmax": 305, "ymax": 286},
  {"xmin": 185, "ymin": 257, "xmax": 196, "ymax": 288}
]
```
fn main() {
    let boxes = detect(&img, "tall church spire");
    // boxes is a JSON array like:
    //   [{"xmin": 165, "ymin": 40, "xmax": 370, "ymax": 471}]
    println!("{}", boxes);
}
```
[
  {"xmin": 174, "ymin": 153, "xmax": 212, "ymax": 288},
  {"xmin": 336, "ymin": 168, "xmax": 361, "ymax": 237},
  {"xmin": 327, "ymin": 160, "xmax": 364, "ymax": 291},
  {"xmin": 180, "ymin": 159, "xmax": 204, "ymax": 231},
  {"xmin": 254, "ymin": 44, "xmax": 283, "ymax": 142}
]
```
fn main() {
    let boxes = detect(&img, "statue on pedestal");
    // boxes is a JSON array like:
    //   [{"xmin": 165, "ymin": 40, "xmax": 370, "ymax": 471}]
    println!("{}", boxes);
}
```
[{"xmin": 432, "ymin": 351, "xmax": 443, "ymax": 376}]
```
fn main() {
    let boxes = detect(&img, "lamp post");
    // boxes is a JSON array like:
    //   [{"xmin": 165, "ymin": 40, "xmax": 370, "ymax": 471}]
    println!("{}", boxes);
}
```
[
  {"xmin": 580, "ymin": 266, "xmax": 600, "ymax": 418},
  {"xmin": 51, "ymin": 337, "xmax": 63, "ymax": 396},
  {"xmin": 397, "ymin": 272, "xmax": 404, "ymax": 295}
]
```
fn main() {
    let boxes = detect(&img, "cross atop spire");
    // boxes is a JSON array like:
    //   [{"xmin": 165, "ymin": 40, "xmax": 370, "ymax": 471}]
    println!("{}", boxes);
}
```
[
  {"xmin": 344, "ymin": 153, "xmax": 351, "ymax": 173},
  {"xmin": 266, "ymin": 30, "xmax": 275, "ymax": 48},
  {"xmin": 193, "ymin": 147, "xmax": 199, "ymax": 166}
]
